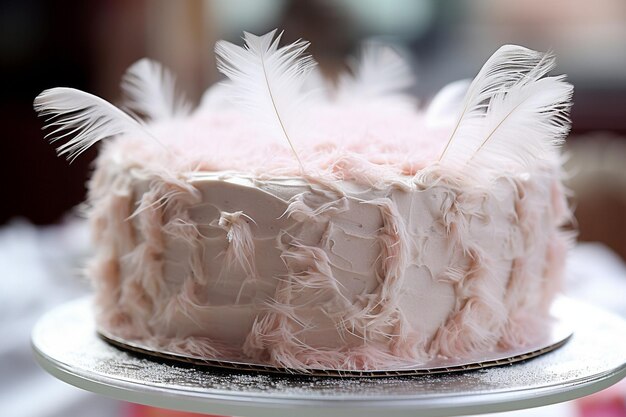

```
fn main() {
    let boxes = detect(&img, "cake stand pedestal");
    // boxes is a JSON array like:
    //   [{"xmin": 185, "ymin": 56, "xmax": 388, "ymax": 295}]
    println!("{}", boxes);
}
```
[{"xmin": 32, "ymin": 297, "xmax": 626, "ymax": 417}]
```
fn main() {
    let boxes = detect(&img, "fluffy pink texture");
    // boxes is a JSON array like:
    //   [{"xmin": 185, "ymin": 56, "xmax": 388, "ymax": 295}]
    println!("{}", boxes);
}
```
[
  {"xmin": 215, "ymin": 211, "xmax": 258, "ymax": 303},
  {"xmin": 423, "ymin": 173, "xmax": 509, "ymax": 357},
  {"xmin": 91, "ymin": 162, "xmax": 202, "ymax": 342},
  {"xmin": 363, "ymin": 198, "xmax": 432, "ymax": 362},
  {"xmin": 242, "ymin": 195, "xmax": 362, "ymax": 368},
  {"xmin": 104, "ymin": 101, "xmax": 446, "ymax": 182},
  {"xmin": 498, "ymin": 172, "xmax": 573, "ymax": 349},
  {"xmin": 242, "ymin": 194, "xmax": 434, "ymax": 370},
  {"xmin": 87, "ymin": 160, "xmax": 134, "ymax": 337},
  {"xmin": 163, "ymin": 216, "xmax": 205, "ymax": 286},
  {"xmin": 428, "ymin": 249, "xmax": 508, "ymax": 357},
  {"xmin": 87, "ymin": 132, "xmax": 571, "ymax": 370}
]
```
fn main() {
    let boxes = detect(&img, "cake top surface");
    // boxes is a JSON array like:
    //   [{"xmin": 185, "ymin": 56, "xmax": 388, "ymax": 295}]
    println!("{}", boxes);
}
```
[
  {"xmin": 34, "ymin": 29, "xmax": 573, "ymax": 186},
  {"xmin": 106, "ymin": 97, "xmax": 445, "ymax": 180}
]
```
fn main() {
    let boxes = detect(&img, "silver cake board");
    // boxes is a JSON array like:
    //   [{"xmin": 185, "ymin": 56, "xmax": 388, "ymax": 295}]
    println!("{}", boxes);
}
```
[{"xmin": 32, "ymin": 297, "xmax": 626, "ymax": 417}]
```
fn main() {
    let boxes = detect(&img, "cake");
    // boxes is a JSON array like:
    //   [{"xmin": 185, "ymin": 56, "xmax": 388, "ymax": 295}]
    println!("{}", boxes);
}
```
[{"xmin": 34, "ymin": 30, "xmax": 574, "ymax": 371}]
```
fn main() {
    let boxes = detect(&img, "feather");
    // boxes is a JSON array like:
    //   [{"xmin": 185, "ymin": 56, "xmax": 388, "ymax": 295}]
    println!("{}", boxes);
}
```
[
  {"xmin": 438, "ymin": 45, "xmax": 572, "ymax": 170},
  {"xmin": 199, "ymin": 81, "xmax": 233, "ymax": 111},
  {"xmin": 337, "ymin": 41, "xmax": 415, "ymax": 100},
  {"xmin": 122, "ymin": 58, "xmax": 191, "ymax": 121},
  {"xmin": 215, "ymin": 29, "xmax": 316, "ymax": 168},
  {"xmin": 302, "ymin": 66, "xmax": 334, "ymax": 102},
  {"xmin": 467, "ymin": 76, "xmax": 573, "ymax": 171},
  {"xmin": 34, "ymin": 87, "xmax": 156, "ymax": 161},
  {"xmin": 425, "ymin": 79, "xmax": 471, "ymax": 127}
]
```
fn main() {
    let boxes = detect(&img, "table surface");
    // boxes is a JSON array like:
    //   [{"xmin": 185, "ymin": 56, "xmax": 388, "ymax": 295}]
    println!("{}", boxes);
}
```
[{"xmin": 32, "ymin": 297, "xmax": 626, "ymax": 417}]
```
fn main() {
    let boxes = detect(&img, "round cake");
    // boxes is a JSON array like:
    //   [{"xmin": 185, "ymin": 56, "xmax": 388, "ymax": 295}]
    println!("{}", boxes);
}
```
[{"xmin": 34, "ymin": 30, "xmax": 573, "ymax": 371}]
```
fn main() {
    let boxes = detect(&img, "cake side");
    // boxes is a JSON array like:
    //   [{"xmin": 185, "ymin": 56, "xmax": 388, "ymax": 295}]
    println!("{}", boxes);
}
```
[{"xmin": 89, "ymin": 144, "xmax": 571, "ymax": 370}]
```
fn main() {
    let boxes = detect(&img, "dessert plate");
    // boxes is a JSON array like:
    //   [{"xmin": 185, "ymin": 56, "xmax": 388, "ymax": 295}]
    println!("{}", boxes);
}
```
[{"xmin": 32, "ymin": 297, "xmax": 626, "ymax": 417}]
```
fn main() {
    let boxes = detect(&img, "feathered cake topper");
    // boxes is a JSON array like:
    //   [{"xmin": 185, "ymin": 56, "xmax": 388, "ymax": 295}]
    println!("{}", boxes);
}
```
[
  {"xmin": 336, "ymin": 40, "xmax": 414, "ymax": 101},
  {"xmin": 34, "ymin": 29, "xmax": 572, "ymax": 178},
  {"xmin": 437, "ymin": 46, "xmax": 573, "ymax": 172},
  {"xmin": 214, "ymin": 30, "xmax": 315, "ymax": 168},
  {"xmin": 122, "ymin": 58, "xmax": 192, "ymax": 120}
]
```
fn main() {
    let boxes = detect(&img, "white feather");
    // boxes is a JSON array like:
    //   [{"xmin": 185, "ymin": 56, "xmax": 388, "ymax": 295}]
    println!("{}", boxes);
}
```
[
  {"xmin": 467, "ymin": 76, "xmax": 573, "ymax": 171},
  {"xmin": 199, "ymin": 81, "xmax": 233, "ymax": 111},
  {"xmin": 337, "ymin": 41, "xmax": 415, "ymax": 100},
  {"xmin": 438, "ymin": 45, "xmax": 572, "ymax": 171},
  {"xmin": 425, "ymin": 79, "xmax": 471, "ymax": 128},
  {"xmin": 215, "ymin": 29, "xmax": 316, "ymax": 167},
  {"xmin": 122, "ymin": 58, "xmax": 191, "ymax": 121},
  {"xmin": 302, "ymin": 66, "xmax": 334, "ymax": 102},
  {"xmin": 34, "ymin": 87, "xmax": 155, "ymax": 161}
]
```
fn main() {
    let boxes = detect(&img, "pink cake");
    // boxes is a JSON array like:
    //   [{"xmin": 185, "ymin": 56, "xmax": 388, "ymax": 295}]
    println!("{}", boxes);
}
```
[{"xmin": 34, "ymin": 30, "xmax": 573, "ymax": 371}]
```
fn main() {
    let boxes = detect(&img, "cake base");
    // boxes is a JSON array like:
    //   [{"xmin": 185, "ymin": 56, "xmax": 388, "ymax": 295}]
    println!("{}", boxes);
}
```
[
  {"xmin": 32, "ymin": 297, "xmax": 626, "ymax": 417},
  {"xmin": 97, "ymin": 310, "xmax": 573, "ymax": 377}
]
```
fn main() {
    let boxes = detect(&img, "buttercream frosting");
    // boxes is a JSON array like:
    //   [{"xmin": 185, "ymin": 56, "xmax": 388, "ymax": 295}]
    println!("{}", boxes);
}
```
[{"xmin": 88, "ymin": 133, "xmax": 571, "ymax": 370}]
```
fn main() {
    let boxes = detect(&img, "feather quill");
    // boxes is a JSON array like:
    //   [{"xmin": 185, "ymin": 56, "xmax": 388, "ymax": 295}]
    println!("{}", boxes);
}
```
[
  {"xmin": 122, "ymin": 58, "xmax": 191, "ymax": 121},
  {"xmin": 215, "ymin": 29, "xmax": 316, "ymax": 168},
  {"xmin": 438, "ymin": 45, "xmax": 572, "ymax": 171},
  {"xmin": 337, "ymin": 41, "xmax": 414, "ymax": 99},
  {"xmin": 34, "ymin": 87, "xmax": 156, "ymax": 161}
]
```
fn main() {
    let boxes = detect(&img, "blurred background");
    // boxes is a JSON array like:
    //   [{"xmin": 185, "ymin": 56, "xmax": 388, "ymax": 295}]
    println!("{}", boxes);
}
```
[
  {"xmin": 2, "ymin": 0, "xmax": 626, "ymax": 256},
  {"xmin": 1, "ymin": 1, "xmax": 626, "ymax": 417}
]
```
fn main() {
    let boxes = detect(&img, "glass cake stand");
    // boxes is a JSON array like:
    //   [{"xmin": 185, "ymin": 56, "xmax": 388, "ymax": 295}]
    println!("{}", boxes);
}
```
[{"xmin": 31, "ymin": 297, "xmax": 626, "ymax": 417}]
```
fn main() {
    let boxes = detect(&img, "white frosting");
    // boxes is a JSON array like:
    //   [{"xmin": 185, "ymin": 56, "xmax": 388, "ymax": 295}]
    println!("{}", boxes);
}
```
[{"xmin": 88, "ymin": 149, "xmax": 572, "ymax": 370}]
